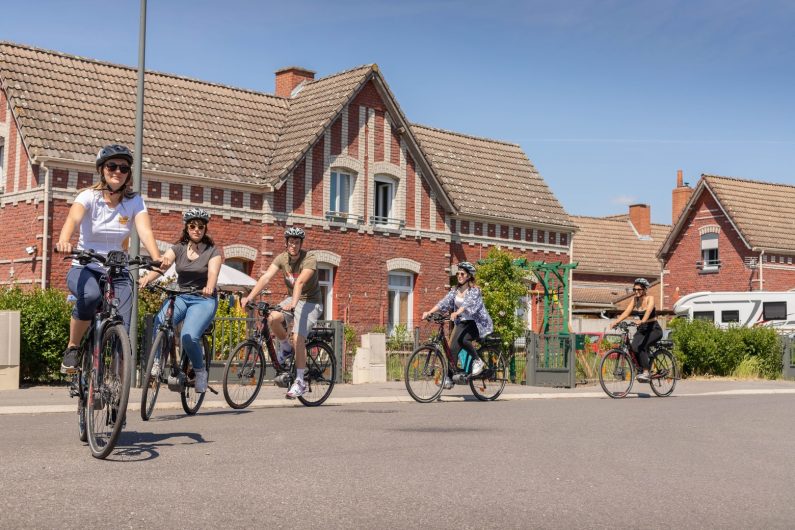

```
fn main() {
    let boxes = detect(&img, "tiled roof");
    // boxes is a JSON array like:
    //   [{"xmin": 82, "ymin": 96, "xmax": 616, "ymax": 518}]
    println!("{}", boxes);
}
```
[
  {"xmin": 267, "ymin": 65, "xmax": 373, "ymax": 182},
  {"xmin": 703, "ymin": 175, "xmax": 795, "ymax": 252},
  {"xmin": 412, "ymin": 125, "xmax": 573, "ymax": 228},
  {"xmin": 0, "ymin": 42, "xmax": 288, "ymax": 184},
  {"xmin": 573, "ymin": 282, "xmax": 632, "ymax": 306},
  {"xmin": 571, "ymin": 215, "xmax": 670, "ymax": 275}
]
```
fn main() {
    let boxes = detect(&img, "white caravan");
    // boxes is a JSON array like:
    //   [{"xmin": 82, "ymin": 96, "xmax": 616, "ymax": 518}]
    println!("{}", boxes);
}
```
[{"xmin": 673, "ymin": 291, "xmax": 795, "ymax": 328}]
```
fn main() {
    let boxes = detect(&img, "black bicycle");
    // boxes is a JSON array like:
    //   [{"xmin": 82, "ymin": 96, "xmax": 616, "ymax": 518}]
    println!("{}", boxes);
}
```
[
  {"xmin": 65, "ymin": 250, "xmax": 158, "ymax": 459},
  {"xmin": 405, "ymin": 313, "xmax": 508, "ymax": 403},
  {"xmin": 598, "ymin": 321, "xmax": 678, "ymax": 398},
  {"xmin": 222, "ymin": 301, "xmax": 336, "ymax": 408},
  {"xmin": 140, "ymin": 284, "xmax": 217, "ymax": 420}
]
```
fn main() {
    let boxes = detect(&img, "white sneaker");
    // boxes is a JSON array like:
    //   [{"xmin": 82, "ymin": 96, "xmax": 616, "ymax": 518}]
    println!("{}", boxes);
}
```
[
  {"xmin": 442, "ymin": 377, "xmax": 454, "ymax": 390},
  {"xmin": 470, "ymin": 358, "xmax": 485, "ymax": 377},
  {"xmin": 286, "ymin": 379, "xmax": 307, "ymax": 399},
  {"xmin": 194, "ymin": 369, "xmax": 208, "ymax": 393},
  {"xmin": 150, "ymin": 361, "xmax": 160, "ymax": 378}
]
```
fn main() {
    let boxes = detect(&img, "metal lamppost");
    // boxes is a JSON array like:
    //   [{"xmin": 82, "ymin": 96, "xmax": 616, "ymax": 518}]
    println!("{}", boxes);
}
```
[{"xmin": 129, "ymin": 0, "xmax": 147, "ymax": 385}]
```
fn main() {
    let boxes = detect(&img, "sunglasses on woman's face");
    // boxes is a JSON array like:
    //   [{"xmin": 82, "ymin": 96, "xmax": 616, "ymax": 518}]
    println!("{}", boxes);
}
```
[
  {"xmin": 105, "ymin": 162, "xmax": 131, "ymax": 174},
  {"xmin": 188, "ymin": 223, "xmax": 206, "ymax": 230}
]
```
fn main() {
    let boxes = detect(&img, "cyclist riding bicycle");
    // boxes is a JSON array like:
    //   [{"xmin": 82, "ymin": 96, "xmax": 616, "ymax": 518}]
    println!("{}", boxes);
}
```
[
  {"xmin": 140, "ymin": 207, "xmax": 221, "ymax": 394},
  {"xmin": 422, "ymin": 261, "xmax": 493, "ymax": 387},
  {"xmin": 56, "ymin": 144, "xmax": 167, "ymax": 374},
  {"xmin": 611, "ymin": 277, "xmax": 662, "ymax": 382},
  {"xmin": 241, "ymin": 227, "xmax": 323, "ymax": 399}
]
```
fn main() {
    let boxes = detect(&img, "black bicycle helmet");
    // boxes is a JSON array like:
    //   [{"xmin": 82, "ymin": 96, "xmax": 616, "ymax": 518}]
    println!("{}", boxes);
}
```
[
  {"xmin": 183, "ymin": 207, "xmax": 210, "ymax": 224},
  {"xmin": 284, "ymin": 227, "xmax": 306, "ymax": 240},
  {"xmin": 96, "ymin": 144, "xmax": 133, "ymax": 170},
  {"xmin": 634, "ymin": 277, "xmax": 651, "ymax": 289},
  {"xmin": 457, "ymin": 261, "xmax": 476, "ymax": 276}
]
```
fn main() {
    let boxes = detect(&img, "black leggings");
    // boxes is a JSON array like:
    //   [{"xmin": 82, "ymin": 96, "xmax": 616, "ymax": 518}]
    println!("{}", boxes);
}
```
[
  {"xmin": 631, "ymin": 322, "xmax": 663, "ymax": 371},
  {"xmin": 450, "ymin": 320, "xmax": 481, "ymax": 363}
]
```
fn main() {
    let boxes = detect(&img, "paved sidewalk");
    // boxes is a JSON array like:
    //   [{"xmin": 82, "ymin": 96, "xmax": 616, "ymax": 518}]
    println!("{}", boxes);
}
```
[{"xmin": 2, "ymin": 378, "xmax": 795, "ymax": 415}]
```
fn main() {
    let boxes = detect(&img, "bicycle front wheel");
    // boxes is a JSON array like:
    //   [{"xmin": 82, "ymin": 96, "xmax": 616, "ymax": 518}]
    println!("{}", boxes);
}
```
[
  {"xmin": 298, "ymin": 340, "xmax": 336, "ymax": 407},
  {"xmin": 599, "ymin": 349, "xmax": 634, "ymax": 398},
  {"xmin": 405, "ymin": 346, "xmax": 445, "ymax": 403},
  {"xmin": 181, "ymin": 336, "xmax": 211, "ymax": 415},
  {"xmin": 223, "ymin": 341, "xmax": 266, "ymax": 409},
  {"xmin": 649, "ymin": 349, "xmax": 677, "ymax": 397},
  {"xmin": 87, "ymin": 324, "xmax": 132, "ymax": 459},
  {"xmin": 469, "ymin": 346, "xmax": 507, "ymax": 401},
  {"xmin": 140, "ymin": 330, "xmax": 168, "ymax": 421}
]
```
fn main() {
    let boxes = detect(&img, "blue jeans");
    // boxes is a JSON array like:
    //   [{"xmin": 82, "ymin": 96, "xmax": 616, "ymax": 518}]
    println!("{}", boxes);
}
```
[
  {"xmin": 67, "ymin": 264, "xmax": 133, "ymax": 331},
  {"xmin": 154, "ymin": 294, "xmax": 217, "ymax": 370}
]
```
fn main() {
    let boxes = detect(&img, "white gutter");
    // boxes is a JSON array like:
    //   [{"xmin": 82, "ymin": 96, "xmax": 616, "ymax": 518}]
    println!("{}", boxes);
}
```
[{"xmin": 41, "ymin": 164, "xmax": 51, "ymax": 288}]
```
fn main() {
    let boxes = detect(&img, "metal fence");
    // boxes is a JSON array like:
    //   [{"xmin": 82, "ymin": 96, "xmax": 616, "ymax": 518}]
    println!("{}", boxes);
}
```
[
  {"xmin": 526, "ymin": 332, "xmax": 575, "ymax": 388},
  {"xmin": 782, "ymin": 335, "xmax": 795, "ymax": 379}
]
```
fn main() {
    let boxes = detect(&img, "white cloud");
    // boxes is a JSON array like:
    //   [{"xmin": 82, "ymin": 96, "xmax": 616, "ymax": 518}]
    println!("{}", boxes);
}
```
[{"xmin": 611, "ymin": 195, "xmax": 637, "ymax": 206}]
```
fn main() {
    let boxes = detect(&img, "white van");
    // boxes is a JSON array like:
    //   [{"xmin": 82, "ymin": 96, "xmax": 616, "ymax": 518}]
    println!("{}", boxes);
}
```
[{"xmin": 673, "ymin": 291, "xmax": 795, "ymax": 328}]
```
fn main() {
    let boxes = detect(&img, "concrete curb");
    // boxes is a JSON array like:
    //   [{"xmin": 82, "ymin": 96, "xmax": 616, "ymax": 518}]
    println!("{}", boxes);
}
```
[{"xmin": 4, "ymin": 387, "xmax": 795, "ymax": 416}]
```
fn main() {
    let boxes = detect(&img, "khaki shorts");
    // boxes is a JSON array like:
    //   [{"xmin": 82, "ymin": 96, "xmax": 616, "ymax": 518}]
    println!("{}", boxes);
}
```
[{"xmin": 280, "ymin": 297, "xmax": 323, "ymax": 338}]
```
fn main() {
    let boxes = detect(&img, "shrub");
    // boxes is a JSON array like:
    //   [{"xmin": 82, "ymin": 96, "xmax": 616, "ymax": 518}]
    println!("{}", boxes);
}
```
[
  {"xmin": 0, "ymin": 286, "xmax": 71, "ymax": 383},
  {"xmin": 477, "ymin": 247, "xmax": 527, "ymax": 349},
  {"xmin": 669, "ymin": 318, "xmax": 782, "ymax": 379}
]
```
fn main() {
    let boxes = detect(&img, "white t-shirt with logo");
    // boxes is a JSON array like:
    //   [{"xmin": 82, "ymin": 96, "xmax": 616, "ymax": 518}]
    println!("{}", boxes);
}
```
[{"xmin": 74, "ymin": 189, "xmax": 147, "ymax": 260}]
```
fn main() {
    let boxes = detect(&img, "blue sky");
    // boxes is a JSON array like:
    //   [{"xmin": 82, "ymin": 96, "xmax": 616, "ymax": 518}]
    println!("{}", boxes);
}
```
[{"xmin": 2, "ymin": 0, "xmax": 793, "ymax": 224}]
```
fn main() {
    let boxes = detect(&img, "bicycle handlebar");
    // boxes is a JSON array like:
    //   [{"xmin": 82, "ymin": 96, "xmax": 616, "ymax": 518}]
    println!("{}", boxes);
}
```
[
  {"xmin": 424, "ymin": 312, "xmax": 450, "ymax": 324},
  {"xmin": 245, "ymin": 301, "xmax": 292, "ymax": 316},
  {"xmin": 60, "ymin": 249, "xmax": 161, "ymax": 270},
  {"xmin": 612, "ymin": 321, "xmax": 638, "ymax": 331},
  {"xmin": 145, "ymin": 284, "xmax": 203, "ymax": 297}
]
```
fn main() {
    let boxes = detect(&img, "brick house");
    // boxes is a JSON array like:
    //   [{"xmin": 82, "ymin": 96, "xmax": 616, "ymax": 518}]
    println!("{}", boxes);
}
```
[
  {"xmin": 0, "ymin": 42, "xmax": 575, "ymax": 333},
  {"xmin": 658, "ymin": 173, "xmax": 795, "ymax": 308},
  {"xmin": 570, "ymin": 204, "xmax": 669, "ymax": 326}
]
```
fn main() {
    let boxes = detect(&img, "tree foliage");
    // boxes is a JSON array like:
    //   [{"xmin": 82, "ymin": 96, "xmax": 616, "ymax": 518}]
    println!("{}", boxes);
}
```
[{"xmin": 476, "ymin": 247, "xmax": 527, "ymax": 348}]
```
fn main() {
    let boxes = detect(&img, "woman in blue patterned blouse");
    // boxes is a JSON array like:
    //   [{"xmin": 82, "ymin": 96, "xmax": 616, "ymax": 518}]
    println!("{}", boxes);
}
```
[{"xmin": 422, "ymin": 261, "xmax": 494, "ymax": 377}]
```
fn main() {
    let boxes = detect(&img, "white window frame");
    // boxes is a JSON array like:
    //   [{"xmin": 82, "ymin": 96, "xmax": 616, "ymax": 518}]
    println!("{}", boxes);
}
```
[
  {"xmin": 387, "ymin": 271, "xmax": 414, "ymax": 334},
  {"xmin": 373, "ymin": 175, "xmax": 396, "ymax": 226},
  {"xmin": 701, "ymin": 233, "xmax": 719, "ymax": 271},
  {"xmin": 330, "ymin": 170, "xmax": 352, "ymax": 215},
  {"xmin": 317, "ymin": 265, "xmax": 334, "ymax": 320}
]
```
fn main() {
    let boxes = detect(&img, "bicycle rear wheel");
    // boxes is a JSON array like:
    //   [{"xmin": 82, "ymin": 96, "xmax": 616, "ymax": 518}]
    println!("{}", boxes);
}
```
[
  {"xmin": 87, "ymin": 324, "xmax": 131, "ymax": 459},
  {"xmin": 140, "ymin": 330, "xmax": 168, "ymax": 421},
  {"xmin": 77, "ymin": 344, "xmax": 91, "ymax": 442},
  {"xmin": 405, "ymin": 346, "xmax": 445, "ymax": 403},
  {"xmin": 181, "ymin": 336, "xmax": 210, "ymax": 415},
  {"xmin": 649, "ymin": 349, "xmax": 677, "ymax": 397},
  {"xmin": 223, "ymin": 341, "xmax": 266, "ymax": 409},
  {"xmin": 298, "ymin": 340, "xmax": 336, "ymax": 407},
  {"xmin": 469, "ymin": 346, "xmax": 507, "ymax": 401},
  {"xmin": 598, "ymin": 349, "xmax": 634, "ymax": 398}
]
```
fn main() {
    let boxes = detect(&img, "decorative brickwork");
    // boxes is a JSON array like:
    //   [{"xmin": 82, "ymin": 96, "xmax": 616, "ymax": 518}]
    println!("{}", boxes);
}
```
[
  {"xmin": 169, "ymin": 183, "xmax": 183, "ymax": 202},
  {"xmin": 190, "ymin": 185, "xmax": 203, "ymax": 203}
]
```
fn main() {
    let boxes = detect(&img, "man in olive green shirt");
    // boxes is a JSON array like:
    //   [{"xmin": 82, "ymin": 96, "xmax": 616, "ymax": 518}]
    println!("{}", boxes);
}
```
[{"xmin": 242, "ymin": 227, "xmax": 323, "ymax": 399}]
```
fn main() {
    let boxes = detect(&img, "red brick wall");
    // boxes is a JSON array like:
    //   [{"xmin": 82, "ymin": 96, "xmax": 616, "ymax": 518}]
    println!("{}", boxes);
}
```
[
  {"xmin": 77, "ymin": 171, "xmax": 93, "ymax": 189},
  {"xmin": 405, "ymin": 155, "xmax": 416, "ymax": 228},
  {"xmin": 292, "ymin": 160, "xmax": 305, "ymax": 215},
  {"xmin": 169, "ymin": 183, "xmax": 183, "ymax": 202},
  {"xmin": 662, "ymin": 191, "xmax": 760, "ymax": 308},
  {"xmin": 312, "ymin": 139, "xmax": 324, "ymax": 217},
  {"xmin": 391, "ymin": 125, "xmax": 401, "ymax": 166},
  {"xmin": 374, "ymin": 110, "xmax": 385, "ymax": 162},
  {"xmin": 273, "ymin": 183, "xmax": 286, "ymax": 213},
  {"xmin": 148, "ymin": 181, "xmax": 162, "ymax": 199},
  {"xmin": 6, "ymin": 115, "xmax": 18, "ymax": 193},
  {"xmin": 0, "ymin": 89, "xmax": 6, "ymax": 122},
  {"xmin": 330, "ymin": 117, "xmax": 342, "ymax": 156},
  {"xmin": 0, "ymin": 201, "xmax": 43, "ymax": 285},
  {"xmin": 351, "ymin": 80, "xmax": 386, "ymax": 111},
  {"xmin": 347, "ymin": 104, "xmax": 359, "ymax": 158}
]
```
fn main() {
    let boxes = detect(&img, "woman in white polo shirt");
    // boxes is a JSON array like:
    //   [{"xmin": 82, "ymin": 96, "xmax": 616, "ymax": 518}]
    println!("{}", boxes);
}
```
[{"xmin": 55, "ymin": 144, "xmax": 166, "ymax": 373}]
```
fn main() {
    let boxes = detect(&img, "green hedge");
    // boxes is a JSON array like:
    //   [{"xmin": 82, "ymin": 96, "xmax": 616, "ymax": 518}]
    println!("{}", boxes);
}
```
[
  {"xmin": 669, "ymin": 318, "xmax": 782, "ymax": 379},
  {"xmin": 0, "ymin": 286, "xmax": 71, "ymax": 383}
]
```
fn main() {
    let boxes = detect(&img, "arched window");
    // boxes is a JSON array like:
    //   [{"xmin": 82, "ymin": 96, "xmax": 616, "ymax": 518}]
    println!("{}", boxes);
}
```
[
  {"xmin": 387, "ymin": 271, "xmax": 414, "ymax": 334},
  {"xmin": 225, "ymin": 257, "xmax": 253, "ymax": 275}
]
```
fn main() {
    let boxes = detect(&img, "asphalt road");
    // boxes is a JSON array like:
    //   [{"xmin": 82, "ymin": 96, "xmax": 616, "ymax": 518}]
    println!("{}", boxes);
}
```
[{"xmin": 1, "ymin": 393, "xmax": 793, "ymax": 529}]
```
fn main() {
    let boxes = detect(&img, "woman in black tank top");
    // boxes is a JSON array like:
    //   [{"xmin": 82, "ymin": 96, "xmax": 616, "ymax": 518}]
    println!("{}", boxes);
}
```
[{"xmin": 611, "ymin": 278, "xmax": 663, "ymax": 382}]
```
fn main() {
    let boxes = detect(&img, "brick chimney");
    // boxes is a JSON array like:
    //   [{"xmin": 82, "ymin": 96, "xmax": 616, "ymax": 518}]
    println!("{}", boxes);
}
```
[
  {"xmin": 671, "ymin": 169, "xmax": 693, "ymax": 224},
  {"xmin": 629, "ymin": 204, "xmax": 651, "ymax": 237},
  {"xmin": 274, "ymin": 66, "xmax": 315, "ymax": 98}
]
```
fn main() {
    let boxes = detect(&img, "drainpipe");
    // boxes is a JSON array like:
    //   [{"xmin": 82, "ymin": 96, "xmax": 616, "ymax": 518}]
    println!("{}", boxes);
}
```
[
  {"xmin": 40, "ymin": 164, "xmax": 51, "ymax": 289},
  {"xmin": 758, "ymin": 249, "xmax": 765, "ymax": 291}
]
